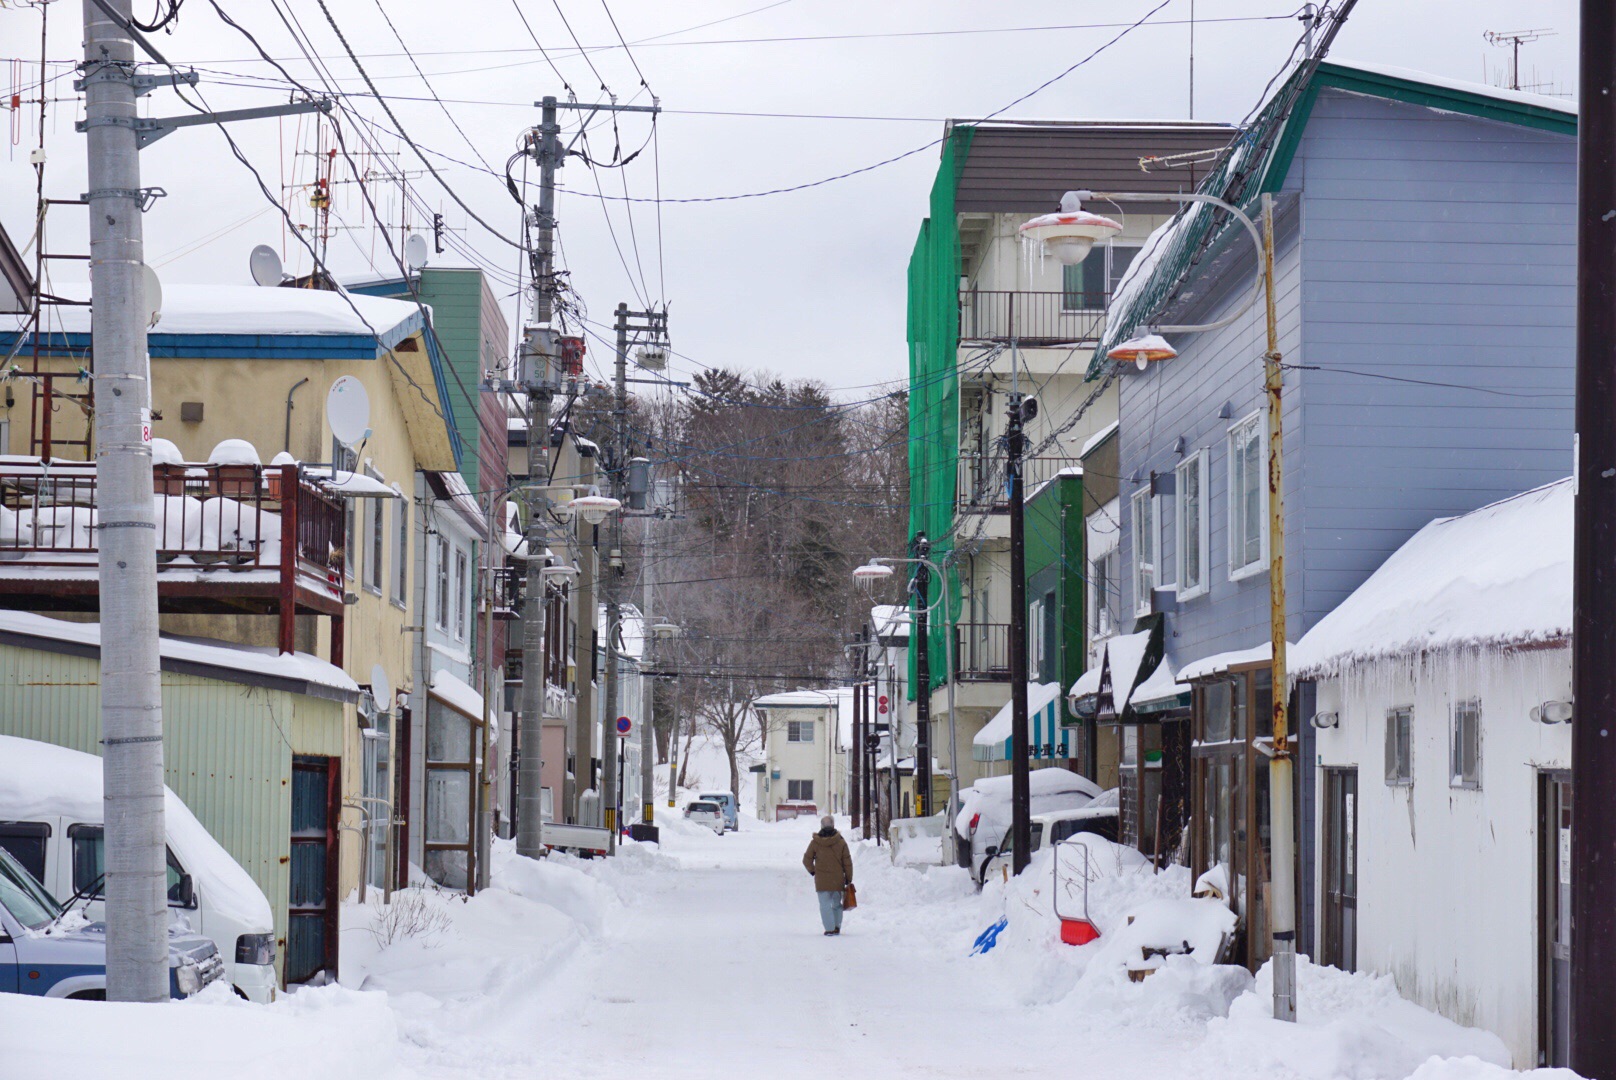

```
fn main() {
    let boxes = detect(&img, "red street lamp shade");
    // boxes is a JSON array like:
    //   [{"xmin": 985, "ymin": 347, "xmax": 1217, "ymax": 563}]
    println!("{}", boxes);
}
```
[
  {"xmin": 1108, "ymin": 333, "xmax": 1178, "ymax": 371},
  {"xmin": 1019, "ymin": 195, "xmax": 1124, "ymax": 266}
]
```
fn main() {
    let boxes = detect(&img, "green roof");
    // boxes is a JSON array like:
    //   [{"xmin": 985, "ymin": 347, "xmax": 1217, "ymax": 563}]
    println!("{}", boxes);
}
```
[{"xmin": 1090, "ymin": 61, "xmax": 1577, "ymax": 378}]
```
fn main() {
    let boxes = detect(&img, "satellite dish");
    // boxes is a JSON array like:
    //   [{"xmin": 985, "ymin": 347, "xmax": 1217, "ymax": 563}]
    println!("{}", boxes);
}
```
[
  {"xmin": 141, "ymin": 264, "xmax": 162, "ymax": 328},
  {"xmin": 404, "ymin": 233, "xmax": 430, "ymax": 271},
  {"xmin": 369, "ymin": 664, "xmax": 392, "ymax": 712},
  {"xmin": 249, "ymin": 244, "xmax": 283, "ymax": 288},
  {"xmin": 326, "ymin": 376, "xmax": 372, "ymax": 449}
]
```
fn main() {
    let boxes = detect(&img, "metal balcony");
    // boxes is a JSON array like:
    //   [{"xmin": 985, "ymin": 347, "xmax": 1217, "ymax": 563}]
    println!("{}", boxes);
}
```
[
  {"xmin": 956, "ymin": 455, "xmax": 1084, "ymax": 512},
  {"xmin": 954, "ymin": 623, "xmax": 1011, "ymax": 682},
  {"xmin": 959, "ymin": 290, "xmax": 1108, "ymax": 346}
]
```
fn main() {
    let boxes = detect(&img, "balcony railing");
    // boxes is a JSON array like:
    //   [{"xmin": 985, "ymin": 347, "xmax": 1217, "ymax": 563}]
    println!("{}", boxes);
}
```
[
  {"xmin": 959, "ymin": 290, "xmax": 1108, "ymax": 345},
  {"xmin": 957, "ymin": 455, "xmax": 1084, "ymax": 512},
  {"xmin": 954, "ymin": 623, "xmax": 1011, "ymax": 682},
  {"xmin": 0, "ymin": 459, "xmax": 348, "ymax": 653}
]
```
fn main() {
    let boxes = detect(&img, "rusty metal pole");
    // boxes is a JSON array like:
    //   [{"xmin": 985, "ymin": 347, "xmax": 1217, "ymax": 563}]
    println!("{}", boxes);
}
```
[{"xmin": 1261, "ymin": 193, "xmax": 1297, "ymax": 1022}]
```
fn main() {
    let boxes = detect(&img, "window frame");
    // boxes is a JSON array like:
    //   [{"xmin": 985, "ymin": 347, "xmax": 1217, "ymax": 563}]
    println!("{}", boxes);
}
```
[
  {"xmin": 334, "ymin": 438, "xmax": 357, "ymax": 581},
  {"xmin": 1385, "ymin": 706, "xmax": 1414, "ymax": 787},
  {"xmin": 786, "ymin": 719, "xmax": 814, "ymax": 744},
  {"xmin": 1131, "ymin": 488, "xmax": 1156, "ymax": 616},
  {"xmin": 454, "ymin": 548, "xmax": 470, "ymax": 641},
  {"xmin": 1060, "ymin": 244, "xmax": 1140, "ymax": 312},
  {"xmin": 1176, "ymin": 450, "xmax": 1210, "ymax": 601},
  {"xmin": 434, "ymin": 536, "xmax": 451, "ymax": 631},
  {"xmin": 787, "ymin": 778, "xmax": 815, "ymax": 802},
  {"xmin": 1227, "ymin": 412, "xmax": 1269, "ymax": 581},
  {"xmin": 1451, "ymin": 699, "xmax": 1482, "ymax": 790},
  {"xmin": 392, "ymin": 496, "xmax": 409, "ymax": 608},
  {"xmin": 363, "ymin": 468, "xmax": 386, "ymax": 596}
]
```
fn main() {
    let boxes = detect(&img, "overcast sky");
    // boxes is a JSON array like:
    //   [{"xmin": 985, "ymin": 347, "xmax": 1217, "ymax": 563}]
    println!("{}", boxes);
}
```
[{"xmin": 0, "ymin": 0, "xmax": 1582, "ymax": 396}]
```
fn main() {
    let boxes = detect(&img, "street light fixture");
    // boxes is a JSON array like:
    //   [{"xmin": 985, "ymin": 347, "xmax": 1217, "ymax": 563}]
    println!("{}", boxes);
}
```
[
  {"xmin": 570, "ymin": 492, "xmax": 622, "ymax": 526},
  {"xmin": 1044, "ymin": 186, "xmax": 1294, "ymax": 1023},
  {"xmin": 850, "ymin": 555, "xmax": 960, "ymax": 861},
  {"xmin": 1018, "ymin": 191, "xmax": 1125, "ymax": 265},
  {"xmin": 1107, "ymin": 333, "xmax": 1178, "ymax": 372}
]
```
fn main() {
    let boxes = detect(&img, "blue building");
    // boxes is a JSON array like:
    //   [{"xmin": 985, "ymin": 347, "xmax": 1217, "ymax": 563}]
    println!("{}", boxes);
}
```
[{"xmin": 1081, "ymin": 61, "xmax": 1575, "ymax": 972}]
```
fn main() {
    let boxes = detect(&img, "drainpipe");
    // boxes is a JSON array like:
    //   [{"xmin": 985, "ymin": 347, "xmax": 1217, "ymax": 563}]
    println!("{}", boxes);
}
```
[{"xmin": 283, "ymin": 378, "xmax": 310, "ymax": 455}]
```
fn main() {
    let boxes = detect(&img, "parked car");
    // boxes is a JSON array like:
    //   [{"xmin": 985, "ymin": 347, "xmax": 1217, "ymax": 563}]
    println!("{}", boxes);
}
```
[
  {"xmin": 684, "ymin": 801, "xmax": 728, "ymax": 834},
  {"xmin": 977, "ymin": 791, "xmax": 1122, "ymax": 884},
  {"xmin": 697, "ymin": 792, "xmax": 739, "ymax": 833},
  {"xmin": 0, "ymin": 846, "xmax": 225, "ymax": 999},
  {"xmin": 953, "ymin": 768, "xmax": 1105, "ymax": 884},
  {"xmin": 0, "ymin": 735, "xmax": 277, "ymax": 1002}
]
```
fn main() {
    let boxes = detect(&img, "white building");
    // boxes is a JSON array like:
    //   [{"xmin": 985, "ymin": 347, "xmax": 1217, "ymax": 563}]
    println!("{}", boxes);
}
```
[
  {"xmin": 1291, "ymin": 480, "xmax": 1573, "ymax": 1069},
  {"xmin": 754, "ymin": 690, "xmax": 841, "ymax": 822}
]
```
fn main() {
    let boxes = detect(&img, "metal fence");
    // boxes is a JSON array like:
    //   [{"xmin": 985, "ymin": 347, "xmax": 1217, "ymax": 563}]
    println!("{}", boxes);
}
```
[
  {"xmin": 956, "ymin": 455, "xmax": 1084, "ymax": 511},
  {"xmin": 959, "ymin": 290, "xmax": 1108, "ymax": 345},
  {"xmin": 954, "ymin": 623, "xmax": 1011, "ymax": 682}
]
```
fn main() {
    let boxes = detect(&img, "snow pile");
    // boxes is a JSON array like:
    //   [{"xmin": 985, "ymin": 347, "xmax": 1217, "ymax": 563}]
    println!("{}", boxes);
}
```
[
  {"xmin": 4, "ymin": 282, "xmax": 422, "ymax": 339},
  {"xmin": 1291, "ymin": 479, "xmax": 1571, "ymax": 676},
  {"xmin": 207, "ymin": 438, "xmax": 261, "ymax": 466},
  {"xmin": 2, "ymin": 983, "xmax": 412, "ymax": 1080},
  {"xmin": 1202, "ymin": 958, "xmax": 1516, "ymax": 1080}
]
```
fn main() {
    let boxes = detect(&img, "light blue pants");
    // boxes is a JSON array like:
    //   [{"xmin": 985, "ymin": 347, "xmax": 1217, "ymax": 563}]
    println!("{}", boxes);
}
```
[{"xmin": 817, "ymin": 889, "xmax": 844, "ymax": 932}]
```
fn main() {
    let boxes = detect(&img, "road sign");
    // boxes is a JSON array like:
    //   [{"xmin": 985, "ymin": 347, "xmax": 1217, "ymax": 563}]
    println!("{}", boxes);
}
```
[
  {"xmin": 878, "ymin": 695, "xmax": 889, "ymax": 706},
  {"xmin": 615, "ymin": 715, "xmax": 633, "ymax": 737},
  {"xmin": 877, "ymin": 694, "xmax": 889, "ymax": 715}
]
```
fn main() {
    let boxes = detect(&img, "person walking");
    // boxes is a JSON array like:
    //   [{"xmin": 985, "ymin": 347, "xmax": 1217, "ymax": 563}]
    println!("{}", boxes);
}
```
[{"xmin": 803, "ymin": 815, "xmax": 853, "ymax": 936}]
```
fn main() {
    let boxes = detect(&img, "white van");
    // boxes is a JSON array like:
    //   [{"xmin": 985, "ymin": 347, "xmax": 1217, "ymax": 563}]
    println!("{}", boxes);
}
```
[{"xmin": 0, "ymin": 735, "xmax": 278, "ymax": 1002}]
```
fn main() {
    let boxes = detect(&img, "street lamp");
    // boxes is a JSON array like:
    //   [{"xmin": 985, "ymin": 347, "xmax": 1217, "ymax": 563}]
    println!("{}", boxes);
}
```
[
  {"xmin": 852, "ymin": 554, "xmax": 960, "ymax": 862},
  {"xmin": 1046, "ymin": 186, "xmax": 1294, "ymax": 1022}
]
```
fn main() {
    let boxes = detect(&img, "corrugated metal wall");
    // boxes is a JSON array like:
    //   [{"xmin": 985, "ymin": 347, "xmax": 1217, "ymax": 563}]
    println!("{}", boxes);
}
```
[{"xmin": 0, "ymin": 642, "xmax": 345, "ymax": 984}]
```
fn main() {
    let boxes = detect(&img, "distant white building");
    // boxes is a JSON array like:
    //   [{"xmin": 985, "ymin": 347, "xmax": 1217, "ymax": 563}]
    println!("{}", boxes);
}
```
[
  {"xmin": 1292, "ymin": 480, "xmax": 1572, "ymax": 1069},
  {"xmin": 753, "ymin": 690, "xmax": 840, "ymax": 822}
]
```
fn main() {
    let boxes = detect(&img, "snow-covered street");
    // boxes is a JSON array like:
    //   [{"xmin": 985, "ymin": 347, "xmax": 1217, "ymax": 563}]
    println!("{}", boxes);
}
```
[{"xmin": 4, "ymin": 808, "xmax": 1561, "ymax": 1080}]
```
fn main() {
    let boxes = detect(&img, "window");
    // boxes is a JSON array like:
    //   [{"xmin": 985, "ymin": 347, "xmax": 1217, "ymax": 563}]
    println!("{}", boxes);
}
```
[
  {"xmin": 787, "ymin": 720, "xmax": 814, "ymax": 743},
  {"xmin": 454, "ymin": 549, "xmax": 469, "ymax": 641},
  {"xmin": 0, "ymin": 822, "xmax": 49, "ymax": 882},
  {"xmin": 1132, "ymin": 489, "xmax": 1155, "ymax": 615},
  {"xmin": 1385, "ymin": 707, "xmax": 1413, "ymax": 786},
  {"xmin": 1451, "ymin": 699, "xmax": 1481, "ymax": 789},
  {"xmin": 365, "ymin": 470, "xmax": 385, "ymax": 594},
  {"xmin": 787, "ymin": 779, "xmax": 815, "ymax": 802},
  {"xmin": 69, "ymin": 826, "xmax": 186, "ymax": 904},
  {"xmin": 1028, "ymin": 598, "xmax": 1044, "ymax": 681},
  {"xmin": 434, "ymin": 537, "xmax": 451, "ymax": 630},
  {"xmin": 1061, "ymin": 245, "xmax": 1139, "ymax": 310},
  {"xmin": 393, "ymin": 497, "xmax": 409, "ymax": 606},
  {"xmin": 333, "ymin": 438, "xmax": 357, "ymax": 580},
  {"xmin": 361, "ymin": 707, "xmax": 390, "ymax": 890},
  {"xmin": 1228, "ymin": 413, "xmax": 1266, "ymax": 578},
  {"xmin": 1176, "ymin": 451, "xmax": 1209, "ymax": 600},
  {"xmin": 1089, "ymin": 547, "xmax": 1121, "ymax": 642}
]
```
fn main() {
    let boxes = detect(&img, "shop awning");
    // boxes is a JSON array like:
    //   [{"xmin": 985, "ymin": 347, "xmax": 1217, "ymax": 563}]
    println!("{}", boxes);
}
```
[
  {"xmin": 1067, "ymin": 665, "xmax": 1102, "ymax": 720},
  {"xmin": 1080, "ymin": 613, "xmax": 1179, "ymax": 724},
  {"xmin": 1127, "ymin": 653, "xmax": 1189, "ymax": 715},
  {"xmin": 973, "ymin": 682, "xmax": 1071, "ymax": 762}
]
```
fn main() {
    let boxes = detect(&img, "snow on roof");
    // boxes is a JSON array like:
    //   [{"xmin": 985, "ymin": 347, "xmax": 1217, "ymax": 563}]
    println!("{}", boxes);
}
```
[
  {"xmin": 1078, "ymin": 420, "xmax": 1120, "ymax": 458},
  {"xmin": 430, "ymin": 668, "xmax": 485, "ymax": 720},
  {"xmin": 1128, "ymin": 653, "xmax": 1187, "ymax": 708},
  {"xmin": 753, "ymin": 689, "xmax": 837, "ymax": 709},
  {"xmin": 0, "ymin": 735, "xmax": 272, "ymax": 929},
  {"xmin": 1291, "ymin": 479, "xmax": 1571, "ymax": 676},
  {"xmin": 1178, "ymin": 642, "xmax": 1278, "ymax": 683},
  {"xmin": 871, "ymin": 604, "xmax": 910, "ymax": 639},
  {"xmin": 1333, "ymin": 58, "xmax": 1577, "ymax": 115},
  {"xmin": 973, "ymin": 682, "xmax": 1063, "ymax": 748},
  {"xmin": 1069, "ymin": 666, "xmax": 1101, "ymax": 701},
  {"xmin": 302, "ymin": 467, "xmax": 399, "ymax": 498},
  {"xmin": 1104, "ymin": 630, "xmax": 1152, "ymax": 712},
  {"xmin": 3, "ymin": 282, "xmax": 422, "ymax": 339},
  {"xmin": 0, "ymin": 610, "xmax": 358, "ymax": 696}
]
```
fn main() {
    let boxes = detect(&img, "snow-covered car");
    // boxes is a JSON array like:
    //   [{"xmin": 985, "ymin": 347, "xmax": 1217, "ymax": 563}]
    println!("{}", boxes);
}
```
[
  {"xmin": 0, "ymin": 845, "xmax": 225, "ymax": 999},
  {"xmin": 978, "ymin": 791, "xmax": 1122, "ymax": 884},
  {"xmin": 697, "ymin": 792, "xmax": 739, "ymax": 832},
  {"xmin": 0, "ymin": 736, "xmax": 277, "ymax": 1002},
  {"xmin": 684, "ymin": 801, "xmax": 727, "ymax": 834},
  {"xmin": 953, "ymin": 768, "xmax": 1105, "ymax": 885}
]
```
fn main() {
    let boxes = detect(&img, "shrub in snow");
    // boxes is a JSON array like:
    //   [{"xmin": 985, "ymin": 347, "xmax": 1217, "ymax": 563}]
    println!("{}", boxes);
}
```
[{"xmin": 368, "ymin": 888, "xmax": 455, "ymax": 949}]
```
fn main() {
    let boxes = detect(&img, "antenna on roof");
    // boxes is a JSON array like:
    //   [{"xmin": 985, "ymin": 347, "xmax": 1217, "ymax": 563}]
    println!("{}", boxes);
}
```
[{"xmin": 1484, "ymin": 28, "xmax": 1557, "ymax": 91}]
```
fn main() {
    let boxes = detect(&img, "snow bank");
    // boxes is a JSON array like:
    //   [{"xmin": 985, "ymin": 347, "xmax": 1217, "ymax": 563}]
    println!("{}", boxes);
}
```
[
  {"xmin": 1202, "ymin": 958, "xmax": 1516, "ymax": 1080},
  {"xmin": 955, "ymin": 767, "xmax": 1101, "ymax": 838},
  {"xmin": 2, "ymin": 983, "xmax": 412, "ymax": 1080}
]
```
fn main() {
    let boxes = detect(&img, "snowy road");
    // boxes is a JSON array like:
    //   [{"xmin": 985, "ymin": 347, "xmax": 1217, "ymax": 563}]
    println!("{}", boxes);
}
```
[{"xmin": 383, "ymin": 815, "xmax": 1194, "ymax": 1080}]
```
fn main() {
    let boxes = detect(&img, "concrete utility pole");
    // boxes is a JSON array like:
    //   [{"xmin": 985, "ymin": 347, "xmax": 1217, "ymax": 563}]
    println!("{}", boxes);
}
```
[
  {"xmin": 639, "ymin": 512, "xmax": 655, "ymax": 828},
  {"xmin": 514, "ymin": 97, "xmax": 561, "ymax": 860},
  {"xmin": 82, "ymin": 0, "xmax": 167, "ymax": 1003},
  {"xmin": 600, "ymin": 303, "xmax": 629, "ymax": 853},
  {"xmin": 1573, "ymin": 1, "xmax": 1616, "ymax": 1073}
]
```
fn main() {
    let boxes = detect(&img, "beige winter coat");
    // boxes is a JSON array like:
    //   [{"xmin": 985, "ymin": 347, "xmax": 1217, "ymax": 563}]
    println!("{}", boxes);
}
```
[{"xmin": 803, "ymin": 829, "xmax": 853, "ymax": 892}]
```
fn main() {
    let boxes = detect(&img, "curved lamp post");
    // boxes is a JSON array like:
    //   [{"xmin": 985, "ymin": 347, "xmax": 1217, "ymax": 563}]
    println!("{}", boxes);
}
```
[
  {"xmin": 1039, "ymin": 187, "xmax": 1294, "ymax": 1023},
  {"xmin": 853, "ymin": 557, "xmax": 959, "ymax": 862}
]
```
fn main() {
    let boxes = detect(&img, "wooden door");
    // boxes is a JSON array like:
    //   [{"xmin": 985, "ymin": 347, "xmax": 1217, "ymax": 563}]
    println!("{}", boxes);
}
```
[
  {"xmin": 1321, "ymin": 767, "xmax": 1358, "ymax": 972},
  {"xmin": 287, "ymin": 755, "xmax": 340, "ymax": 985},
  {"xmin": 1540, "ymin": 771, "xmax": 1571, "ymax": 1067}
]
